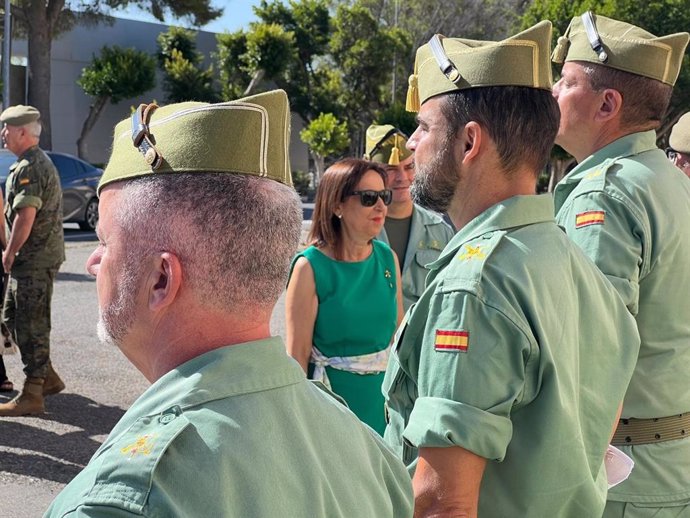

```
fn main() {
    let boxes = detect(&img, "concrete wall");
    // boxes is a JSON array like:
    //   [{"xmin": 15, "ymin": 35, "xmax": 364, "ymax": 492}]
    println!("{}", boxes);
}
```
[{"xmin": 9, "ymin": 16, "xmax": 310, "ymax": 172}]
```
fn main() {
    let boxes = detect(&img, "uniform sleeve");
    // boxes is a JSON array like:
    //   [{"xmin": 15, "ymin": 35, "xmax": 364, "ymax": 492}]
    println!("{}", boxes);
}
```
[
  {"xmin": 403, "ymin": 289, "xmax": 534, "ymax": 462},
  {"xmin": 11, "ymin": 165, "xmax": 44, "ymax": 211},
  {"xmin": 561, "ymin": 191, "xmax": 644, "ymax": 314}
]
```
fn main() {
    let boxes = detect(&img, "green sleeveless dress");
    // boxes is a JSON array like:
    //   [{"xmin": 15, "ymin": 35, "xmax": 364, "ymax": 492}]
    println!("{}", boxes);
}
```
[{"xmin": 290, "ymin": 240, "xmax": 398, "ymax": 435}]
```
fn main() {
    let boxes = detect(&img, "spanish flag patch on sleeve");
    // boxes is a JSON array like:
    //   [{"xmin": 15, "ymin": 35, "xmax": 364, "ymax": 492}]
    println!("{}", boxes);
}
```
[
  {"xmin": 434, "ymin": 330, "xmax": 469, "ymax": 353},
  {"xmin": 575, "ymin": 210, "xmax": 605, "ymax": 228},
  {"xmin": 19, "ymin": 178, "xmax": 30, "ymax": 186}
]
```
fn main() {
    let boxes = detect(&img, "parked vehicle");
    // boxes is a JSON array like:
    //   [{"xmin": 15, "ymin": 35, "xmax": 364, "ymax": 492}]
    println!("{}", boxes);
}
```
[{"xmin": 0, "ymin": 149, "xmax": 102, "ymax": 231}]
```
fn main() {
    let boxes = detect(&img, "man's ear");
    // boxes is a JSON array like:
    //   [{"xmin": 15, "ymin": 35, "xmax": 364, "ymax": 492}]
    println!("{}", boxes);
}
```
[
  {"xmin": 596, "ymin": 89, "xmax": 623, "ymax": 122},
  {"xmin": 460, "ymin": 121, "xmax": 482, "ymax": 165},
  {"xmin": 147, "ymin": 252, "xmax": 182, "ymax": 311}
]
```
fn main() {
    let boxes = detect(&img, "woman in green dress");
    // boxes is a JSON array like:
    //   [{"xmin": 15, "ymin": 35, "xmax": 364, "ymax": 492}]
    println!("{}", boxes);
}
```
[{"xmin": 286, "ymin": 158, "xmax": 403, "ymax": 435}]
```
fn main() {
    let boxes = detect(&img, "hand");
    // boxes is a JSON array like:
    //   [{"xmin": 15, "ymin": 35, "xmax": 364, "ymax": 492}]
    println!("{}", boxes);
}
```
[{"xmin": 2, "ymin": 250, "xmax": 14, "ymax": 274}]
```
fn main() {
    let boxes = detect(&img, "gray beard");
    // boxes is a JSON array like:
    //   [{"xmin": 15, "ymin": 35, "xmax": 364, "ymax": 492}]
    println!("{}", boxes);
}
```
[
  {"xmin": 97, "ymin": 257, "xmax": 141, "ymax": 347},
  {"xmin": 96, "ymin": 317, "xmax": 119, "ymax": 348}
]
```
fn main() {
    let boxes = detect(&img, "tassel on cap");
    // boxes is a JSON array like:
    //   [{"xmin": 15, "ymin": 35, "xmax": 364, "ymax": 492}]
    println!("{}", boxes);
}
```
[
  {"xmin": 406, "ymin": 74, "xmax": 420, "ymax": 112},
  {"xmin": 389, "ymin": 146, "xmax": 401, "ymax": 165}
]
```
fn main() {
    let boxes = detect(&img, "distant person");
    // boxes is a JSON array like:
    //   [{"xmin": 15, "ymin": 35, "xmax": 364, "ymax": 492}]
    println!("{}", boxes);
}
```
[
  {"xmin": 668, "ymin": 112, "xmax": 690, "ymax": 177},
  {"xmin": 0, "ymin": 191, "xmax": 10, "ymax": 392},
  {"xmin": 286, "ymin": 158, "xmax": 403, "ymax": 435},
  {"xmin": 383, "ymin": 21, "xmax": 639, "ymax": 517},
  {"xmin": 0, "ymin": 105, "xmax": 65, "ymax": 417},
  {"xmin": 366, "ymin": 124, "xmax": 454, "ymax": 309},
  {"xmin": 551, "ymin": 12, "xmax": 690, "ymax": 517},
  {"xmin": 44, "ymin": 91, "xmax": 413, "ymax": 517}
]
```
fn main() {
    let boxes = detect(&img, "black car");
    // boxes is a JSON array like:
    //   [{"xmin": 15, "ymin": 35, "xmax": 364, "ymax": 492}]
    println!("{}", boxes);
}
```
[{"xmin": 0, "ymin": 149, "xmax": 102, "ymax": 231}]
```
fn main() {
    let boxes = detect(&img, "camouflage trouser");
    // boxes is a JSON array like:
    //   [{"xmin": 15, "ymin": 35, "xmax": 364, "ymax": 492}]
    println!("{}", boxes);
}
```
[
  {"xmin": 2, "ymin": 269, "xmax": 57, "ymax": 379},
  {"xmin": 604, "ymin": 501, "xmax": 690, "ymax": 518}
]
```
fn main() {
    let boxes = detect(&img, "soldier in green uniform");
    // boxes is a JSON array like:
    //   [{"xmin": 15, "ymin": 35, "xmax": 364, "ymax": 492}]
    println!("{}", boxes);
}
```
[
  {"xmin": 668, "ymin": 112, "xmax": 690, "ymax": 178},
  {"xmin": 551, "ymin": 12, "xmax": 690, "ymax": 518},
  {"xmin": 366, "ymin": 124, "xmax": 454, "ymax": 309},
  {"xmin": 0, "ymin": 105, "xmax": 65, "ymax": 417},
  {"xmin": 383, "ymin": 21, "xmax": 641, "ymax": 517},
  {"xmin": 44, "ymin": 90, "xmax": 413, "ymax": 518}
]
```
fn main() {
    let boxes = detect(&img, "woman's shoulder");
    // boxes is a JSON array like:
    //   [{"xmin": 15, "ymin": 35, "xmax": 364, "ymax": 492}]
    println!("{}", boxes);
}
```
[{"xmin": 372, "ymin": 239, "xmax": 396, "ymax": 265}]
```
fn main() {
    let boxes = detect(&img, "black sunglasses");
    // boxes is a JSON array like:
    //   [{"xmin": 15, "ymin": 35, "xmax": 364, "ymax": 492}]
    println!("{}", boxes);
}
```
[{"xmin": 346, "ymin": 189, "xmax": 393, "ymax": 207}]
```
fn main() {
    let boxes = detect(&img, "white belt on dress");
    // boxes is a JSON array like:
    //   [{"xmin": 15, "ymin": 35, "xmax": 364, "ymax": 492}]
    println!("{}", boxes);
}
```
[{"xmin": 310, "ymin": 345, "xmax": 390, "ymax": 390}]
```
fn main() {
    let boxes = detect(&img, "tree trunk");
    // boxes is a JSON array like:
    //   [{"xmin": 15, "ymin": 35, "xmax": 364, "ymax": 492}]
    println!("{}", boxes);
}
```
[
  {"xmin": 77, "ymin": 95, "xmax": 109, "ymax": 161},
  {"xmin": 547, "ymin": 157, "xmax": 576, "ymax": 192},
  {"xmin": 25, "ymin": 0, "xmax": 65, "ymax": 151},
  {"xmin": 243, "ymin": 69, "xmax": 265, "ymax": 97},
  {"xmin": 313, "ymin": 153, "xmax": 325, "ymax": 185}
]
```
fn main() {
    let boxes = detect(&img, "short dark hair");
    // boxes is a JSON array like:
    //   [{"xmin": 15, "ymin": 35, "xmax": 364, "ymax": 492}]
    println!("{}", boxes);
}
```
[
  {"xmin": 309, "ymin": 158, "xmax": 387, "ymax": 260},
  {"xmin": 580, "ymin": 62, "xmax": 673, "ymax": 130},
  {"xmin": 442, "ymin": 86, "xmax": 560, "ymax": 175}
]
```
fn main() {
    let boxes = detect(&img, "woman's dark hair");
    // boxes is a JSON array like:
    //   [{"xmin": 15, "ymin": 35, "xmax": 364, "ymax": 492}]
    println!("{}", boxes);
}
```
[{"xmin": 309, "ymin": 158, "xmax": 387, "ymax": 260}]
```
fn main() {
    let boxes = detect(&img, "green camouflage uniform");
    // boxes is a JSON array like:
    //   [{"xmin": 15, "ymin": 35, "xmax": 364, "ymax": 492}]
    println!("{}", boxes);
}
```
[{"xmin": 4, "ymin": 145, "xmax": 64, "ymax": 379}]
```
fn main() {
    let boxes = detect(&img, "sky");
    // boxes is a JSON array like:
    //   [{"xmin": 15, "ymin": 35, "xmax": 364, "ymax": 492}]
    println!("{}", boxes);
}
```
[{"xmin": 114, "ymin": 0, "xmax": 259, "ymax": 34}]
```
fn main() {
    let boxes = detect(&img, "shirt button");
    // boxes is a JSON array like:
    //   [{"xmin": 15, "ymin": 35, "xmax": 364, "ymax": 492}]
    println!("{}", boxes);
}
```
[{"xmin": 159, "ymin": 404, "xmax": 183, "ymax": 424}]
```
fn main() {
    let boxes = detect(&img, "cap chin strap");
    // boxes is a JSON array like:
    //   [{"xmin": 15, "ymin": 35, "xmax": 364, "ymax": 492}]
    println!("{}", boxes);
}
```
[
  {"xmin": 430, "ymin": 35, "xmax": 463, "ymax": 85},
  {"xmin": 581, "ymin": 11, "xmax": 609, "ymax": 62}
]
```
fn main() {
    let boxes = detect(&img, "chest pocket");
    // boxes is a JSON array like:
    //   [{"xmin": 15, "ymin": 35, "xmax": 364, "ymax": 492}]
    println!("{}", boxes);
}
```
[{"xmin": 414, "ymin": 249, "xmax": 442, "ymax": 268}]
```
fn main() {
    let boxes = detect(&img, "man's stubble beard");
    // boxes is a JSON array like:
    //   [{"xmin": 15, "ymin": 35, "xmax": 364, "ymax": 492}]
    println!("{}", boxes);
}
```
[
  {"xmin": 97, "ymin": 254, "xmax": 142, "ymax": 348},
  {"xmin": 410, "ymin": 134, "xmax": 459, "ymax": 214}
]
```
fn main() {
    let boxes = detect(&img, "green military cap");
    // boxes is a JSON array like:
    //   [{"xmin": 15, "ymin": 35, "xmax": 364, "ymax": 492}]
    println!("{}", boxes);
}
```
[
  {"xmin": 364, "ymin": 124, "xmax": 412, "ymax": 166},
  {"xmin": 669, "ymin": 112, "xmax": 690, "ymax": 154},
  {"xmin": 406, "ymin": 20, "xmax": 553, "ymax": 112},
  {"xmin": 552, "ymin": 12, "xmax": 689, "ymax": 86},
  {"xmin": 99, "ymin": 89, "xmax": 293, "ymax": 194},
  {"xmin": 0, "ymin": 104, "xmax": 40, "ymax": 126}
]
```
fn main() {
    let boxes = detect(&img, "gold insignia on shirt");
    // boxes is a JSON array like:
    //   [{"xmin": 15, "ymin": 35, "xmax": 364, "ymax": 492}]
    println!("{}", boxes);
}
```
[
  {"xmin": 19, "ymin": 178, "xmax": 30, "ymax": 185},
  {"xmin": 458, "ymin": 244, "xmax": 486, "ymax": 261},
  {"xmin": 585, "ymin": 169, "xmax": 602, "ymax": 179},
  {"xmin": 121, "ymin": 434, "xmax": 156, "ymax": 458}
]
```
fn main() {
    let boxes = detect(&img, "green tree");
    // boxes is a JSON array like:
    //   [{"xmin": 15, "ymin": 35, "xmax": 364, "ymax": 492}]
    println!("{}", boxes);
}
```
[
  {"xmin": 217, "ymin": 0, "xmax": 411, "ymax": 159},
  {"xmin": 357, "ymin": 0, "xmax": 533, "ymax": 103},
  {"xmin": 9, "ymin": 0, "xmax": 221, "ymax": 150},
  {"xmin": 300, "ymin": 112, "xmax": 350, "ymax": 180},
  {"xmin": 76, "ymin": 45, "xmax": 156, "ymax": 160},
  {"xmin": 329, "ymin": 3, "xmax": 411, "ymax": 153},
  {"xmin": 157, "ymin": 27, "xmax": 218, "ymax": 102}
]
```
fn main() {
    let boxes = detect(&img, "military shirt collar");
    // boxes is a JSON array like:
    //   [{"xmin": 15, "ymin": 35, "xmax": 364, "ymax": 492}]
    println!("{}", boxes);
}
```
[
  {"xmin": 563, "ymin": 130, "xmax": 658, "ymax": 182},
  {"xmin": 429, "ymin": 194, "xmax": 555, "ymax": 270},
  {"xmin": 107, "ymin": 337, "xmax": 304, "ymax": 439}
]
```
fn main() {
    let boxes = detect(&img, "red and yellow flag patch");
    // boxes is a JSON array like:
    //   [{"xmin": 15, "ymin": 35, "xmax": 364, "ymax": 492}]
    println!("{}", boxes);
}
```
[
  {"xmin": 434, "ymin": 330, "xmax": 469, "ymax": 353},
  {"xmin": 575, "ymin": 210, "xmax": 605, "ymax": 228}
]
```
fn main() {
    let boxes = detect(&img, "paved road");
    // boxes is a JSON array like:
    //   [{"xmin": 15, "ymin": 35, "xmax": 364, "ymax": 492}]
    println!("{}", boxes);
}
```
[{"xmin": 0, "ymin": 225, "xmax": 291, "ymax": 516}]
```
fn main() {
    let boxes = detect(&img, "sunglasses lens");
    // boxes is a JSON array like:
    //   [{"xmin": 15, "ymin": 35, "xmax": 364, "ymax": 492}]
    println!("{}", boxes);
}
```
[
  {"xmin": 361, "ymin": 191, "xmax": 378, "ymax": 207},
  {"xmin": 381, "ymin": 190, "xmax": 393, "ymax": 206}
]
